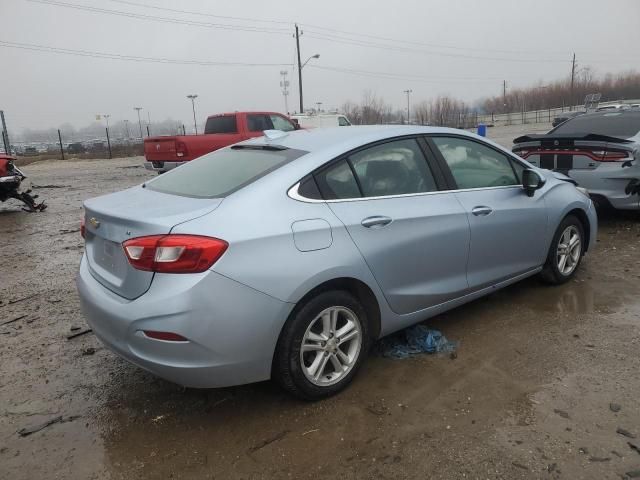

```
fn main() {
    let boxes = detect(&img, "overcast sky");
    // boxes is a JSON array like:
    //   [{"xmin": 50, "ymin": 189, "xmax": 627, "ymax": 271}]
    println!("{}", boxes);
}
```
[{"xmin": 1, "ymin": 0, "xmax": 638, "ymax": 132}]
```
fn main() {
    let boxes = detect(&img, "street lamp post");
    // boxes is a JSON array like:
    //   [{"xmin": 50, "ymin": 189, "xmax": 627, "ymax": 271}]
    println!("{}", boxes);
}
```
[
  {"xmin": 187, "ymin": 94, "xmax": 198, "ymax": 135},
  {"xmin": 403, "ymin": 89, "xmax": 412, "ymax": 124},
  {"xmin": 297, "ymin": 49, "xmax": 320, "ymax": 114},
  {"xmin": 133, "ymin": 107, "xmax": 143, "ymax": 140}
]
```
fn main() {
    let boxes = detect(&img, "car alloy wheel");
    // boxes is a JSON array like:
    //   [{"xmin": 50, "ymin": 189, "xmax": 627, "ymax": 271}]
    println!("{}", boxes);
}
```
[
  {"xmin": 300, "ymin": 306, "xmax": 362, "ymax": 387},
  {"xmin": 556, "ymin": 225, "xmax": 582, "ymax": 276}
]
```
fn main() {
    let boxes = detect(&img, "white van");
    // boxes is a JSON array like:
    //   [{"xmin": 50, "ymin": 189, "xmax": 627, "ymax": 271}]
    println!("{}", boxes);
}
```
[{"xmin": 291, "ymin": 113, "xmax": 352, "ymax": 129}]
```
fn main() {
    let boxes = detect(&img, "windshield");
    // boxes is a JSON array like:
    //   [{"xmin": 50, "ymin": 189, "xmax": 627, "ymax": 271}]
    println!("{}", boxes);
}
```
[
  {"xmin": 552, "ymin": 112, "xmax": 640, "ymax": 138},
  {"xmin": 145, "ymin": 147, "xmax": 307, "ymax": 198}
]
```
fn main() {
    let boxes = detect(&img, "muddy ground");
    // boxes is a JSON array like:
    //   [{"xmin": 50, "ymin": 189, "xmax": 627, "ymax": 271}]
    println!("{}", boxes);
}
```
[{"xmin": 1, "ymin": 127, "xmax": 639, "ymax": 479}]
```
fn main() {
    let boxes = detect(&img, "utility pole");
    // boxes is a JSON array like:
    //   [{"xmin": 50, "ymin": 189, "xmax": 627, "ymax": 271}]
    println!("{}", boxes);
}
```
[
  {"xmin": 403, "ymin": 89, "xmax": 412, "ymax": 124},
  {"xmin": 569, "ymin": 53, "xmax": 576, "ymax": 111},
  {"xmin": 280, "ymin": 70, "xmax": 290, "ymax": 113},
  {"xmin": 503, "ymin": 80, "xmax": 507, "ymax": 113},
  {"xmin": 1, "ymin": 110, "xmax": 11, "ymax": 154},
  {"xmin": 295, "ymin": 24, "xmax": 303, "ymax": 113},
  {"xmin": 134, "ymin": 107, "xmax": 143, "ymax": 140},
  {"xmin": 187, "ymin": 94, "xmax": 198, "ymax": 134}
]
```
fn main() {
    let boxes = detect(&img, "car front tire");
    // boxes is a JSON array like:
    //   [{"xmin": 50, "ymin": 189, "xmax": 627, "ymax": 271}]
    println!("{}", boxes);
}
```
[
  {"xmin": 273, "ymin": 290, "xmax": 370, "ymax": 400},
  {"xmin": 541, "ymin": 214, "xmax": 585, "ymax": 285}
]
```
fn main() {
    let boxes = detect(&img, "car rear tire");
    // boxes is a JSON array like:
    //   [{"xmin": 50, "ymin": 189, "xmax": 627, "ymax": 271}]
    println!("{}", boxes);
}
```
[
  {"xmin": 540, "ymin": 215, "xmax": 585, "ymax": 285},
  {"xmin": 273, "ymin": 290, "xmax": 370, "ymax": 400}
]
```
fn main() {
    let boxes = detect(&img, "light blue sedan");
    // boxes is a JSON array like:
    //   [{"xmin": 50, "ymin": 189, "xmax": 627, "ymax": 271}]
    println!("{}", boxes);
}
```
[{"xmin": 77, "ymin": 126, "xmax": 597, "ymax": 400}]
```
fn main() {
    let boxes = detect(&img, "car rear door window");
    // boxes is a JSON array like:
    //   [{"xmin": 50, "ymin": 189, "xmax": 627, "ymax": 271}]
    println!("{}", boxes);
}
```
[
  {"xmin": 315, "ymin": 160, "xmax": 361, "ymax": 200},
  {"xmin": 269, "ymin": 114, "xmax": 296, "ymax": 131},
  {"xmin": 431, "ymin": 137, "xmax": 520, "ymax": 189},
  {"xmin": 349, "ymin": 139, "xmax": 437, "ymax": 197},
  {"xmin": 247, "ymin": 114, "xmax": 274, "ymax": 132}
]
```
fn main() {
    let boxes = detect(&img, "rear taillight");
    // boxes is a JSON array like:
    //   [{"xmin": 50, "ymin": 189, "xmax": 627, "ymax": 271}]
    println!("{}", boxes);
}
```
[
  {"xmin": 515, "ymin": 147, "xmax": 631, "ymax": 162},
  {"xmin": 175, "ymin": 141, "xmax": 188, "ymax": 158},
  {"xmin": 122, "ymin": 235, "xmax": 228, "ymax": 273},
  {"xmin": 591, "ymin": 150, "xmax": 630, "ymax": 162},
  {"xmin": 80, "ymin": 217, "xmax": 86, "ymax": 239}
]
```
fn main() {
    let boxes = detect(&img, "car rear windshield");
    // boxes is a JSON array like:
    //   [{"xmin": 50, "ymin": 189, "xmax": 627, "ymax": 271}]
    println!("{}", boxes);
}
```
[
  {"xmin": 204, "ymin": 116, "xmax": 237, "ymax": 134},
  {"xmin": 552, "ymin": 112, "xmax": 640, "ymax": 138},
  {"xmin": 145, "ymin": 147, "xmax": 307, "ymax": 198}
]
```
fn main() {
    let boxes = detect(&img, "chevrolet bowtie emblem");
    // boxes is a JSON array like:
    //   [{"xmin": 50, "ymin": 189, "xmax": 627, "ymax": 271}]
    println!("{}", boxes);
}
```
[{"xmin": 89, "ymin": 217, "xmax": 100, "ymax": 228}]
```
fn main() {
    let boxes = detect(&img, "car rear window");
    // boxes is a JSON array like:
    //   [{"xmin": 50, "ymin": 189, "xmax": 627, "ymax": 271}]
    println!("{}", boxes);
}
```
[
  {"xmin": 204, "ymin": 116, "xmax": 237, "ymax": 134},
  {"xmin": 145, "ymin": 147, "xmax": 307, "ymax": 198},
  {"xmin": 552, "ymin": 112, "xmax": 640, "ymax": 138}
]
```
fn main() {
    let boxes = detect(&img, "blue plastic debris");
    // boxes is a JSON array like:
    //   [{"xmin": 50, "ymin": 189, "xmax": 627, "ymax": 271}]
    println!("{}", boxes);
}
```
[{"xmin": 376, "ymin": 325, "xmax": 457, "ymax": 359}]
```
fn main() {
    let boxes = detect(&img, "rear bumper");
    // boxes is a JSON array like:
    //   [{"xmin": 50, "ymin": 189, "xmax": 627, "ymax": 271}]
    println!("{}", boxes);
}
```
[
  {"xmin": 143, "ymin": 161, "xmax": 184, "ymax": 172},
  {"xmin": 76, "ymin": 255, "xmax": 294, "ymax": 388}
]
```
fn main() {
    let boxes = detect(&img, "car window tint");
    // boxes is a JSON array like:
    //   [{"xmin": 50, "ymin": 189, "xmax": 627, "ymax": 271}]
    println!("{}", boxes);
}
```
[
  {"xmin": 551, "ymin": 112, "xmax": 640, "ymax": 138},
  {"xmin": 204, "ymin": 116, "xmax": 237, "ymax": 134},
  {"xmin": 348, "ymin": 139, "xmax": 437, "ymax": 197},
  {"xmin": 315, "ymin": 160, "xmax": 361, "ymax": 200},
  {"xmin": 247, "ymin": 114, "xmax": 274, "ymax": 132},
  {"xmin": 146, "ymin": 147, "xmax": 306, "ymax": 198},
  {"xmin": 269, "ymin": 115, "xmax": 295, "ymax": 132},
  {"xmin": 432, "ymin": 137, "xmax": 519, "ymax": 189}
]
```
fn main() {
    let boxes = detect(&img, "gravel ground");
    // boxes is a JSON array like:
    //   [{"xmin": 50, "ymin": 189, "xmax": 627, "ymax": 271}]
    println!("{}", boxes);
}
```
[{"xmin": 1, "ymin": 126, "xmax": 639, "ymax": 479}]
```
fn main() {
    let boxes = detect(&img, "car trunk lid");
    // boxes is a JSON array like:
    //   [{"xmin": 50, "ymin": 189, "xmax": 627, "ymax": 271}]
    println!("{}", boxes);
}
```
[
  {"xmin": 513, "ymin": 133, "xmax": 634, "ymax": 173},
  {"xmin": 83, "ymin": 185, "xmax": 222, "ymax": 299}
]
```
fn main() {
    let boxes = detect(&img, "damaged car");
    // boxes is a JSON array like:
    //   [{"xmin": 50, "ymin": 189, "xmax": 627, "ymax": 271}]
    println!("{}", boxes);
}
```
[
  {"xmin": 77, "ymin": 126, "xmax": 596, "ymax": 400},
  {"xmin": 0, "ymin": 154, "xmax": 46, "ymax": 212},
  {"xmin": 513, "ymin": 110, "xmax": 640, "ymax": 209}
]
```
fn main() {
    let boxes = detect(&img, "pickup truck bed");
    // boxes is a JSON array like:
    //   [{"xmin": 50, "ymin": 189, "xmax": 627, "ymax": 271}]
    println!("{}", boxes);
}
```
[{"xmin": 144, "ymin": 111, "xmax": 296, "ymax": 173}]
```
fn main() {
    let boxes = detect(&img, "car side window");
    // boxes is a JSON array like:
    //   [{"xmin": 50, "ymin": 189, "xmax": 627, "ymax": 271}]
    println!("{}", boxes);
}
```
[
  {"xmin": 247, "ymin": 114, "xmax": 274, "ymax": 132},
  {"xmin": 431, "ymin": 137, "xmax": 519, "ymax": 189},
  {"xmin": 348, "ymin": 138, "xmax": 437, "ymax": 197},
  {"xmin": 315, "ymin": 160, "xmax": 361, "ymax": 200},
  {"xmin": 270, "ymin": 114, "xmax": 296, "ymax": 132}
]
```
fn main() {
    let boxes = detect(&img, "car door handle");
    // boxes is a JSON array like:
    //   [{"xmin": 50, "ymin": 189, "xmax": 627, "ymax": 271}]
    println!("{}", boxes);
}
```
[
  {"xmin": 471, "ymin": 206, "xmax": 493, "ymax": 216},
  {"xmin": 361, "ymin": 216, "xmax": 393, "ymax": 228}
]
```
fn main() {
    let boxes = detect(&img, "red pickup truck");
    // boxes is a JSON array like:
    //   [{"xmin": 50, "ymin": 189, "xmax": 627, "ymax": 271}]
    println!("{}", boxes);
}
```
[{"xmin": 143, "ymin": 111, "xmax": 298, "ymax": 173}]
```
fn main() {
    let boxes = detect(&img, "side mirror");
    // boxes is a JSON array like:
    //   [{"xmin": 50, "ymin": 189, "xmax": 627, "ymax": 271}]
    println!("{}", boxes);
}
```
[{"xmin": 522, "ymin": 169, "xmax": 545, "ymax": 197}]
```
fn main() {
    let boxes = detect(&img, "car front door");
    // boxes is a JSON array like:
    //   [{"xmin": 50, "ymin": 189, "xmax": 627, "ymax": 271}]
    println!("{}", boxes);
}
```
[
  {"xmin": 313, "ymin": 137, "xmax": 470, "ymax": 315},
  {"xmin": 428, "ymin": 135, "xmax": 548, "ymax": 290}
]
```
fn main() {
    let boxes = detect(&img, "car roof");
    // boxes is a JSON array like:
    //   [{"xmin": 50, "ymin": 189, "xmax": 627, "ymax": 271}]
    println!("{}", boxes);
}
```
[{"xmin": 240, "ymin": 125, "xmax": 485, "ymax": 154}]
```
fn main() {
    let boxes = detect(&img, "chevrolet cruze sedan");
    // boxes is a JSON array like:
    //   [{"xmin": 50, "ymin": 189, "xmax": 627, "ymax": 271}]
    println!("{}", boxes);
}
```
[{"xmin": 77, "ymin": 126, "xmax": 597, "ymax": 400}]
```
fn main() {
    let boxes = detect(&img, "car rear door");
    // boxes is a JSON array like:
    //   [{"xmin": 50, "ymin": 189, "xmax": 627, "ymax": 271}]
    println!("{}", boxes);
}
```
[
  {"xmin": 428, "ymin": 135, "xmax": 548, "ymax": 291},
  {"xmin": 315, "ymin": 137, "xmax": 470, "ymax": 315}
]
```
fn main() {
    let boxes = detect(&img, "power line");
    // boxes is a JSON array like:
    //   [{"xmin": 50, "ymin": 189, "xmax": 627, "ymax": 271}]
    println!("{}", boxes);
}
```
[
  {"xmin": 106, "ymin": 0, "xmax": 291, "ymax": 25},
  {"xmin": 27, "ymin": 0, "xmax": 291, "ymax": 34},
  {"xmin": 300, "ymin": 24, "xmax": 569, "ymax": 57},
  {"xmin": 308, "ymin": 65, "xmax": 528, "ymax": 83},
  {"xmin": 0, "ymin": 40, "xmax": 291, "ymax": 66},
  {"xmin": 303, "ymin": 31, "xmax": 571, "ymax": 63}
]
